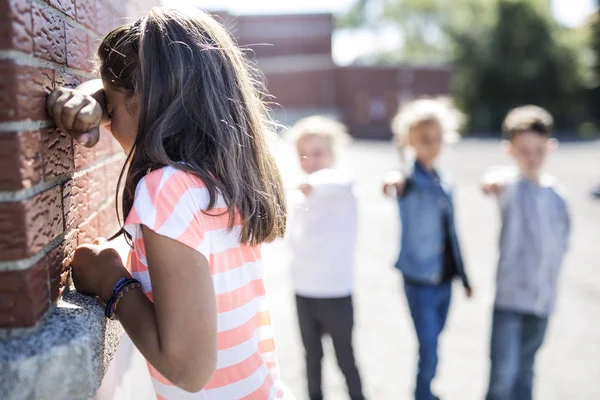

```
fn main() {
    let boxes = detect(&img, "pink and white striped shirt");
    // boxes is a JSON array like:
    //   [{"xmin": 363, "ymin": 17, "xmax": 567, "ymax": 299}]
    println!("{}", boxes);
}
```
[{"xmin": 123, "ymin": 166, "xmax": 286, "ymax": 399}]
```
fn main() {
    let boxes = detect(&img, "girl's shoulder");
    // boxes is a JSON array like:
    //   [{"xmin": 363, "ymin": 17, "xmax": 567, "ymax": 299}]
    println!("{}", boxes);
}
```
[
  {"xmin": 140, "ymin": 165, "xmax": 206, "ymax": 190},
  {"xmin": 133, "ymin": 165, "xmax": 219, "ymax": 213}
]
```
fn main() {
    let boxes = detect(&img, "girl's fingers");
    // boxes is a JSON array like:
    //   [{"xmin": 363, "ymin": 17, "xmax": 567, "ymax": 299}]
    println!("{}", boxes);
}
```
[
  {"xmin": 74, "ymin": 100, "xmax": 102, "ymax": 146},
  {"xmin": 61, "ymin": 93, "xmax": 87, "ymax": 133},
  {"xmin": 51, "ymin": 90, "xmax": 75, "ymax": 133},
  {"xmin": 81, "ymin": 127, "xmax": 100, "ymax": 147},
  {"xmin": 46, "ymin": 90, "xmax": 62, "ymax": 118}
]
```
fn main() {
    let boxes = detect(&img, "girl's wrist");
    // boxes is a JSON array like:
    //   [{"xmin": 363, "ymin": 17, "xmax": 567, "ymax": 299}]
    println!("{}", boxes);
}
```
[{"xmin": 99, "ymin": 269, "xmax": 132, "ymax": 304}]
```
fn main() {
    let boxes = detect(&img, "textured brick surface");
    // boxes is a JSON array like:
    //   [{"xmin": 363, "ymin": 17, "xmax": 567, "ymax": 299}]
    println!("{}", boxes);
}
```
[
  {"xmin": 0, "ymin": 61, "xmax": 54, "ymax": 122},
  {"xmin": 24, "ymin": 185, "xmax": 64, "ymax": 258},
  {"xmin": 0, "ymin": 260, "xmax": 49, "ymax": 327},
  {"xmin": 0, "ymin": 0, "xmax": 34, "ymax": 52},
  {"xmin": 0, "ymin": 131, "xmax": 42, "ymax": 190},
  {"xmin": 55, "ymin": 70, "xmax": 84, "ymax": 89},
  {"xmin": 0, "ymin": 186, "xmax": 63, "ymax": 261},
  {"xmin": 33, "ymin": 1, "xmax": 66, "ymax": 63},
  {"xmin": 75, "ymin": 0, "xmax": 97, "ymax": 31},
  {"xmin": 46, "ymin": 237, "xmax": 73, "ymax": 302},
  {"xmin": 65, "ymin": 20, "xmax": 90, "ymax": 70},
  {"xmin": 0, "ymin": 0, "xmax": 159, "ymax": 329},
  {"xmin": 42, "ymin": 128, "xmax": 74, "ymax": 181},
  {"xmin": 46, "ymin": 0, "xmax": 76, "ymax": 18}
]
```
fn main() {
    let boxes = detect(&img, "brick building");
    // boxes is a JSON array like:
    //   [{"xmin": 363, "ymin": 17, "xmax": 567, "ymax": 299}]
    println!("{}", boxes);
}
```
[
  {"xmin": 215, "ymin": 11, "xmax": 452, "ymax": 138},
  {"xmin": 0, "ymin": 1, "xmax": 158, "ymax": 398}
]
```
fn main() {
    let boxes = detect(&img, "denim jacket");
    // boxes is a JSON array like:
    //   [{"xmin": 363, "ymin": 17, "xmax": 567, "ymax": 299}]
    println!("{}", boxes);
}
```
[{"xmin": 395, "ymin": 162, "xmax": 470, "ymax": 288}]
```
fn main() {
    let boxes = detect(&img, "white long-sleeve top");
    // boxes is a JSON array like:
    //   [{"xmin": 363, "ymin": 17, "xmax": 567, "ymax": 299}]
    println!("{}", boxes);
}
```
[{"xmin": 286, "ymin": 168, "xmax": 357, "ymax": 298}]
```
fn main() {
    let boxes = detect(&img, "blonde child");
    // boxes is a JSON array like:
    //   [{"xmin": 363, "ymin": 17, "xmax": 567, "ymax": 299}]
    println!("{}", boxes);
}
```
[
  {"xmin": 383, "ymin": 99, "xmax": 472, "ymax": 400},
  {"xmin": 286, "ymin": 116, "xmax": 365, "ymax": 400},
  {"xmin": 482, "ymin": 106, "xmax": 570, "ymax": 400},
  {"xmin": 46, "ymin": 7, "xmax": 289, "ymax": 399}
]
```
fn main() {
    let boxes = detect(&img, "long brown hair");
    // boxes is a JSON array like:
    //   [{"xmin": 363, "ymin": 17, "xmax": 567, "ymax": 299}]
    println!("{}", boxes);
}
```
[{"xmin": 98, "ymin": 7, "xmax": 286, "ymax": 245}]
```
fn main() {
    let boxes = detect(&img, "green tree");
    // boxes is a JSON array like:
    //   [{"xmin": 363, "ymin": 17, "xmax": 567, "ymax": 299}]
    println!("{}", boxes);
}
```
[{"xmin": 339, "ymin": 0, "xmax": 590, "ymax": 133}]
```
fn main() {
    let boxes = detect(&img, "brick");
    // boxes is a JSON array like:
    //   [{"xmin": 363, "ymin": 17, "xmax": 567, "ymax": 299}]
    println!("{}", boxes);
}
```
[
  {"xmin": 0, "ymin": 61, "xmax": 54, "ymax": 122},
  {"xmin": 0, "ymin": 186, "xmax": 63, "ymax": 261},
  {"xmin": 87, "ymin": 168, "xmax": 105, "ymax": 211},
  {"xmin": 97, "ymin": 199, "xmax": 118, "ymax": 235},
  {"xmin": 46, "ymin": 238, "xmax": 73, "ymax": 302},
  {"xmin": 55, "ymin": 70, "xmax": 84, "ymax": 89},
  {"xmin": 75, "ymin": 0, "xmax": 97, "ymax": 31},
  {"xmin": 74, "ymin": 141, "xmax": 96, "ymax": 170},
  {"xmin": 0, "ymin": 0, "xmax": 34, "ymax": 52},
  {"xmin": 42, "ymin": 128, "xmax": 74, "ymax": 180},
  {"xmin": 64, "ymin": 172, "xmax": 91, "ymax": 230},
  {"xmin": 77, "ymin": 213, "xmax": 99, "ymax": 245},
  {"xmin": 0, "ymin": 259, "xmax": 50, "ymax": 328},
  {"xmin": 0, "ymin": 201, "xmax": 25, "ymax": 260},
  {"xmin": 65, "ymin": 20, "xmax": 91, "ymax": 71},
  {"xmin": 33, "ymin": 1, "xmax": 66, "ymax": 63},
  {"xmin": 0, "ymin": 131, "xmax": 42, "ymax": 190},
  {"xmin": 25, "ymin": 185, "xmax": 64, "ymax": 258},
  {"xmin": 45, "ymin": 0, "xmax": 75, "ymax": 18},
  {"xmin": 94, "ymin": 129, "xmax": 112, "ymax": 160}
]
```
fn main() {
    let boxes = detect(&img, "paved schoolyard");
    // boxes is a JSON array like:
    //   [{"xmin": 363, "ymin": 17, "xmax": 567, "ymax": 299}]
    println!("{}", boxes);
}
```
[{"xmin": 263, "ymin": 139, "xmax": 600, "ymax": 400}]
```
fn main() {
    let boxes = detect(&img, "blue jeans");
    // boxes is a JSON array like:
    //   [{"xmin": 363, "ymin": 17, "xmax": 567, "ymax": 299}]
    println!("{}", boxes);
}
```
[
  {"xmin": 486, "ymin": 308, "xmax": 548, "ymax": 400},
  {"xmin": 404, "ymin": 281, "xmax": 452, "ymax": 400}
]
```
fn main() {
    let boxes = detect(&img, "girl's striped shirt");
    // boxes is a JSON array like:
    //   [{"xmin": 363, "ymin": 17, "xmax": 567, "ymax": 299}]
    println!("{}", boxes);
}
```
[{"xmin": 123, "ymin": 166, "xmax": 285, "ymax": 400}]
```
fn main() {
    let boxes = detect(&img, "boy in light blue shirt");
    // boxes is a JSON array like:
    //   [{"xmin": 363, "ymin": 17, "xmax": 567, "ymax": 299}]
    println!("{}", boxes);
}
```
[{"xmin": 482, "ymin": 105, "xmax": 570, "ymax": 400}]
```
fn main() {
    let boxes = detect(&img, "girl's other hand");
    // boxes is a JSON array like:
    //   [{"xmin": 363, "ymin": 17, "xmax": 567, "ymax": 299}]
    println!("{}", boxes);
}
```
[
  {"xmin": 382, "ymin": 170, "xmax": 406, "ymax": 197},
  {"xmin": 46, "ymin": 87, "xmax": 103, "ymax": 147},
  {"xmin": 68, "ymin": 238, "xmax": 130, "ymax": 303}
]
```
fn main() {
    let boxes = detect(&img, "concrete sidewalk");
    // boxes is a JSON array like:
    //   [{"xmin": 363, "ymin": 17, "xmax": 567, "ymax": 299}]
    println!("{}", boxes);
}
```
[{"xmin": 264, "ymin": 139, "xmax": 600, "ymax": 400}]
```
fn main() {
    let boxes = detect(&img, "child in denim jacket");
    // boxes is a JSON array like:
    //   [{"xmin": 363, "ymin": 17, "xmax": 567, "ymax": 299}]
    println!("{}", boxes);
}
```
[{"xmin": 383, "ymin": 99, "xmax": 472, "ymax": 400}]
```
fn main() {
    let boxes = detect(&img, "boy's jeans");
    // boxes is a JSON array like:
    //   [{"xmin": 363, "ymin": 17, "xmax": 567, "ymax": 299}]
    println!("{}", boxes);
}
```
[
  {"xmin": 404, "ymin": 281, "xmax": 452, "ymax": 400},
  {"xmin": 486, "ymin": 308, "xmax": 548, "ymax": 400}
]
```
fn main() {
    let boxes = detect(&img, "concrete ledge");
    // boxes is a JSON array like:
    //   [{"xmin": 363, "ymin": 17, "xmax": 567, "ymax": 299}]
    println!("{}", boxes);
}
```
[{"xmin": 0, "ymin": 290, "xmax": 123, "ymax": 400}]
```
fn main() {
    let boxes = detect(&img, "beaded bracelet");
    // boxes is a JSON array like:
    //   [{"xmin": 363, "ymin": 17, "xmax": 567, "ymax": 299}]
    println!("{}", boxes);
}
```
[{"xmin": 105, "ymin": 278, "xmax": 141, "ymax": 320}]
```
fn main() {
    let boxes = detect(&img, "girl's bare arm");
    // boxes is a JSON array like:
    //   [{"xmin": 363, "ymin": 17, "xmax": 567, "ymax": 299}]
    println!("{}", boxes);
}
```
[{"xmin": 106, "ymin": 227, "xmax": 218, "ymax": 392}]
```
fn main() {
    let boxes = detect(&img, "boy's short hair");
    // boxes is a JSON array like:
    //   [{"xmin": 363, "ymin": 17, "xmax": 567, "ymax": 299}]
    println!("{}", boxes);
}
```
[
  {"xmin": 391, "ymin": 97, "xmax": 463, "ymax": 147},
  {"xmin": 287, "ymin": 116, "xmax": 351, "ymax": 151},
  {"xmin": 503, "ymin": 105, "xmax": 553, "ymax": 141}
]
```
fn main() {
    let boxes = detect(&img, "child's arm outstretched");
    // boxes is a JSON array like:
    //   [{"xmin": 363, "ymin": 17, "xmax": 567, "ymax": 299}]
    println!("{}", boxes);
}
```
[
  {"xmin": 69, "ymin": 229, "xmax": 217, "ymax": 392},
  {"xmin": 382, "ymin": 170, "xmax": 407, "ymax": 198}
]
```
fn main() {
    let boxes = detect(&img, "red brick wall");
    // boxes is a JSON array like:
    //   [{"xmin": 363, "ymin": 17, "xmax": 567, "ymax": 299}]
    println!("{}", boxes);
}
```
[
  {"xmin": 336, "ymin": 66, "xmax": 452, "ymax": 138},
  {"xmin": 231, "ymin": 13, "xmax": 333, "ymax": 59},
  {"xmin": 0, "ymin": 0, "xmax": 158, "ymax": 329}
]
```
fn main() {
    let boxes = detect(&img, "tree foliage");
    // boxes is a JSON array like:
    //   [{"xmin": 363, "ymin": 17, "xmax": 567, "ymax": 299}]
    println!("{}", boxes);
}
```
[{"xmin": 339, "ymin": 0, "xmax": 593, "ymax": 134}]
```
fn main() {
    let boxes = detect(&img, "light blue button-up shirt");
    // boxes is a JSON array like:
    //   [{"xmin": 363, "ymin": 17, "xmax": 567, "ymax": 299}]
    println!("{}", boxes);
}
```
[{"xmin": 491, "ymin": 168, "xmax": 570, "ymax": 317}]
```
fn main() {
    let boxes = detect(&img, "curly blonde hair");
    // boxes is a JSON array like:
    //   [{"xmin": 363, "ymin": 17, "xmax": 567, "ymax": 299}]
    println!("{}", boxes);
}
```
[
  {"xmin": 287, "ymin": 115, "xmax": 352, "ymax": 152},
  {"xmin": 391, "ymin": 97, "xmax": 464, "ymax": 160}
]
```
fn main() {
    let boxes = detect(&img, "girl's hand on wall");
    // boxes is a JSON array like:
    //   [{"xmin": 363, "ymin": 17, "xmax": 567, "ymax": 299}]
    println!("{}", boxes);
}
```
[
  {"xmin": 46, "ymin": 87, "xmax": 103, "ymax": 147},
  {"xmin": 68, "ymin": 238, "xmax": 131, "ymax": 304}
]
